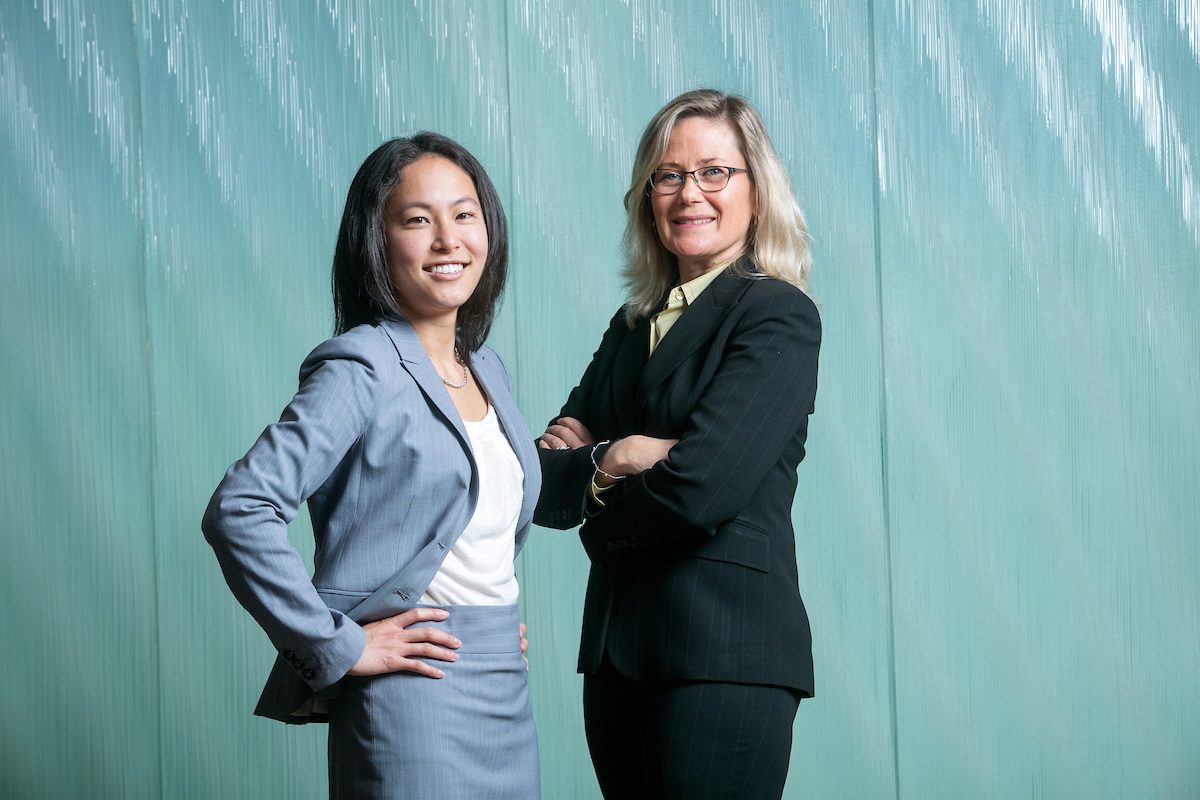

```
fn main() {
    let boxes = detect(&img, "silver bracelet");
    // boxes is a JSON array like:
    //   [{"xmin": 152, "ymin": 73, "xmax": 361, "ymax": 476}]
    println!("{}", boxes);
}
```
[{"xmin": 590, "ymin": 440, "xmax": 624, "ymax": 482}]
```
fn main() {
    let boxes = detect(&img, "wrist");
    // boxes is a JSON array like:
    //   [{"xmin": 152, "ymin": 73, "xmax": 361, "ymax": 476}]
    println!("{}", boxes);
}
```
[
  {"xmin": 591, "ymin": 440, "xmax": 624, "ymax": 483},
  {"xmin": 593, "ymin": 469, "xmax": 619, "ymax": 489}
]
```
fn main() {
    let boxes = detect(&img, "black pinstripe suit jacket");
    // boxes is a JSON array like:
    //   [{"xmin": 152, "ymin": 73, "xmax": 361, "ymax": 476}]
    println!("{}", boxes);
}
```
[{"xmin": 536, "ymin": 266, "xmax": 821, "ymax": 695}]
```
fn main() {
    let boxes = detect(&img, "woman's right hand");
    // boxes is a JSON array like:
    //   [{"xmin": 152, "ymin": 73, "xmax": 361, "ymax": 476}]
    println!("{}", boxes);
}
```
[
  {"xmin": 598, "ymin": 435, "xmax": 678, "ymax": 485},
  {"xmin": 538, "ymin": 416, "xmax": 596, "ymax": 450},
  {"xmin": 347, "ymin": 607, "xmax": 460, "ymax": 679}
]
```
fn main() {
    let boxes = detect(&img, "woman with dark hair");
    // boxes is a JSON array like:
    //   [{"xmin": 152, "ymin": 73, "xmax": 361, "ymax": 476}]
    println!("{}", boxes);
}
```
[
  {"xmin": 203, "ymin": 133, "xmax": 541, "ymax": 798},
  {"xmin": 535, "ymin": 89, "xmax": 820, "ymax": 798}
]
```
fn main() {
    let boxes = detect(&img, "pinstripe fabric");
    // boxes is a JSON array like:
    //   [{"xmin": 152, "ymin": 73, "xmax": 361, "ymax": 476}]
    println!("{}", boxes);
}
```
[
  {"xmin": 535, "ymin": 266, "xmax": 820, "ymax": 694},
  {"xmin": 535, "ymin": 265, "xmax": 819, "ymax": 795},
  {"xmin": 583, "ymin": 666, "xmax": 799, "ymax": 798},
  {"xmin": 202, "ymin": 317, "xmax": 541, "ymax": 770},
  {"xmin": 328, "ymin": 604, "xmax": 538, "ymax": 800}
]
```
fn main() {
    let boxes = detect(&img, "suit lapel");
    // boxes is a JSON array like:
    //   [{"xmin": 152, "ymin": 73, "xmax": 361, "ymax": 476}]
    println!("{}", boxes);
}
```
[
  {"xmin": 611, "ymin": 313, "xmax": 652, "ymax": 431},
  {"xmin": 381, "ymin": 320, "xmax": 537, "ymax": 536},
  {"xmin": 379, "ymin": 317, "xmax": 472, "ymax": 454},
  {"xmin": 637, "ymin": 267, "xmax": 752, "ymax": 403}
]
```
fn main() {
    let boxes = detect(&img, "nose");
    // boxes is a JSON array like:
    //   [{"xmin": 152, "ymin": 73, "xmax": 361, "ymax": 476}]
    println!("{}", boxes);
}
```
[
  {"xmin": 432, "ymin": 223, "xmax": 459, "ymax": 251},
  {"xmin": 678, "ymin": 172, "xmax": 704, "ymax": 202}
]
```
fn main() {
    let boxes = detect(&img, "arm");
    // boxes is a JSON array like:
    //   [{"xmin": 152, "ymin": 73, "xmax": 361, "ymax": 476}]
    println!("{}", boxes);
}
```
[
  {"xmin": 583, "ymin": 287, "xmax": 821, "ymax": 551},
  {"xmin": 534, "ymin": 309, "xmax": 628, "ymax": 529},
  {"xmin": 202, "ymin": 334, "xmax": 457, "ymax": 688}
]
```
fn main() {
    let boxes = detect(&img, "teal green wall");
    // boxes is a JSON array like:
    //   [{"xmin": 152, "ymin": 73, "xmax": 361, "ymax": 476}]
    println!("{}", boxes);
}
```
[{"xmin": 1, "ymin": 1, "xmax": 1196, "ymax": 797}]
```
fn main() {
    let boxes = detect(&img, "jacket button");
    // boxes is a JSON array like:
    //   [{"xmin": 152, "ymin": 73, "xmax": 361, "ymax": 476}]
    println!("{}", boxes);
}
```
[
  {"xmin": 606, "ymin": 542, "xmax": 615, "ymax": 551},
  {"xmin": 283, "ymin": 650, "xmax": 295, "ymax": 660},
  {"xmin": 302, "ymin": 669, "xmax": 315, "ymax": 680}
]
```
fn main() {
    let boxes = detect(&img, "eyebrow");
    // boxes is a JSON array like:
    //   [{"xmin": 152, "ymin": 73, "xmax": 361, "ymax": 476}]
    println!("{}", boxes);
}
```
[
  {"xmin": 396, "ymin": 197, "xmax": 480, "ymax": 213},
  {"xmin": 656, "ymin": 157, "xmax": 729, "ymax": 168}
]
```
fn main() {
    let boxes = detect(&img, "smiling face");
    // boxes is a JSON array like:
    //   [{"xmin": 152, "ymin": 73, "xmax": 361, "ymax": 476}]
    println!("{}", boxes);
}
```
[
  {"xmin": 649, "ymin": 116, "xmax": 756, "ymax": 282},
  {"xmin": 383, "ymin": 155, "xmax": 488, "ymax": 325}
]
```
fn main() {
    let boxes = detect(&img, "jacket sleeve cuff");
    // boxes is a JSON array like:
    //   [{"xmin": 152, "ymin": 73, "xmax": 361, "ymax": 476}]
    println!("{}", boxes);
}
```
[
  {"xmin": 282, "ymin": 612, "xmax": 366, "ymax": 693},
  {"xmin": 534, "ymin": 445, "xmax": 602, "ymax": 529}
]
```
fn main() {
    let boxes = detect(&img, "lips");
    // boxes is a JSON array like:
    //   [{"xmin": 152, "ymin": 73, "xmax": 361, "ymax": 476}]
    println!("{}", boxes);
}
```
[
  {"xmin": 424, "ymin": 262, "xmax": 467, "ymax": 274},
  {"xmin": 673, "ymin": 216, "xmax": 715, "ymax": 226}
]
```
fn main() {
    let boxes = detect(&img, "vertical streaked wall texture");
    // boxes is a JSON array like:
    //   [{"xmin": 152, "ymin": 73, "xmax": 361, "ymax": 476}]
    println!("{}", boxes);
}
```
[{"xmin": 1, "ymin": 1, "xmax": 1196, "ymax": 797}]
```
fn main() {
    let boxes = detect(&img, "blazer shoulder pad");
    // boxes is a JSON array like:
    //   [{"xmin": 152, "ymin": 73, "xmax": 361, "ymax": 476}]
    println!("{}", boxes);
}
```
[
  {"xmin": 299, "ymin": 323, "xmax": 394, "ymax": 382},
  {"xmin": 740, "ymin": 277, "xmax": 820, "ymax": 325},
  {"xmin": 472, "ymin": 343, "xmax": 513, "ymax": 388}
]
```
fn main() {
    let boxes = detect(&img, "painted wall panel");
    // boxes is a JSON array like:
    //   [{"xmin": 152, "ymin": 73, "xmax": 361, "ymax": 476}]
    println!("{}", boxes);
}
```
[
  {"xmin": 135, "ymin": 1, "xmax": 514, "ymax": 797},
  {"xmin": 0, "ymin": 2, "xmax": 159, "ymax": 798},
  {"xmin": 1, "ymin": 1, "xmax": 1196, "ymax": 798},
  {"xmin": 874, "ymin": 2, "xmax": 1200, "ymax": 797},
  {"xmin": 504, "ymin": 1, "xmax": 897, "ymax": 797}
]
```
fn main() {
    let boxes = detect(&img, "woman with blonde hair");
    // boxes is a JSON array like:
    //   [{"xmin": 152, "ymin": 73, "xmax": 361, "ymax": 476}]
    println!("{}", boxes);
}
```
[{"xmin": 536, "ymin": 89, "xmax": 820, "ymax": 798}]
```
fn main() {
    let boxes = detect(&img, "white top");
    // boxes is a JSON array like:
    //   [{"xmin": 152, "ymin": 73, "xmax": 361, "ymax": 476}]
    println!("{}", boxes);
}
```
[{"xmin": 419, "ymin": 405, "xmax": 523, "ymax": 606}]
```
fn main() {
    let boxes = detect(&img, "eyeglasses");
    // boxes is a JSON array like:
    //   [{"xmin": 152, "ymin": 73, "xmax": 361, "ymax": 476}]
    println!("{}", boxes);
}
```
[{"xmin": 647, "ymin": 166, "xmax": 750, "ymax": 195}]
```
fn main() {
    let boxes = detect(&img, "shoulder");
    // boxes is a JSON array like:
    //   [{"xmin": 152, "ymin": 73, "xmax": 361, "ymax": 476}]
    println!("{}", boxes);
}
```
[
  {"xmin": 472, "ymin": 344, "xmax": 514, "ymax": 390},
  {"xmin": 607, "ymin": 305, "xmax": 632, "ymax": 330},
  {"xmin": 601, "ymin": 304, "xmax": 641, "ymax": 341},
  {"xmin": 736, "ymin": 276, "xmax": 820, "ymax": 334},
  {"xmin": 473, "ymin": 343, "xmax": 511, "ymax": 374},
  {"xmin": 299, "ymin": 323, "xmax": 395, "ymax": 381}
]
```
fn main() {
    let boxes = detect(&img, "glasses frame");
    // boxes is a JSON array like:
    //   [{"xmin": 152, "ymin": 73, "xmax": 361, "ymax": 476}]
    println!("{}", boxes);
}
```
[{"xmin": 647, "ymin": 166, "xmax": 751, "ymax": 196}]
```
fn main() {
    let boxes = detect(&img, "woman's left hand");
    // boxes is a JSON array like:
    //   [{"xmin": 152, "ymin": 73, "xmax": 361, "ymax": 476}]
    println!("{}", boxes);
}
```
[
  {"xmin": 597, "ymin": 435, "xmax": 677, "ymax": 484},
  {"xmin": 519, "ymin": 622, "xmax": 529, "ymax": 671},
  {"xmin": 537, "ymin": 416, "xmax": 595, "ymax": 450}
]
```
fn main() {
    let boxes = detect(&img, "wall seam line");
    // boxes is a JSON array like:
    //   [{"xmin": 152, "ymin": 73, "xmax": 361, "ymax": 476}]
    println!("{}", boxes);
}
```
[
  {"xmin": 501, "ymin": 0, "xmax": 519, "ymax": 384},
  {"xmin": 500, "ymin": 0, "xmax": 531, "ymax": 630},
  {"xmin": 126, "ymin": 1, "xmax": 164, "ymax": 796},
  {"xmin": 865, "ymin": 0, "xmax": 902, "ymax": 797}
]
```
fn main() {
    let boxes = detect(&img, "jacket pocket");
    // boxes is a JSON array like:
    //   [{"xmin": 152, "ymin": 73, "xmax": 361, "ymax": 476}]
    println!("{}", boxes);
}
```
[
  {"xmin": 315, "ymin": 587, "xmax": 372, "ymax": 615},
  {"xmin": 683, "ymin": 520, "xmax": 770, "ymax": 573}
]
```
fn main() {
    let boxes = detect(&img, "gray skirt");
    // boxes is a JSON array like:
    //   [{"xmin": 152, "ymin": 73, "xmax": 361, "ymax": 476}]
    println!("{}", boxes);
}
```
[{"xmin": 327, "ymin": 604, "xmax": 539, "ymax": 799}]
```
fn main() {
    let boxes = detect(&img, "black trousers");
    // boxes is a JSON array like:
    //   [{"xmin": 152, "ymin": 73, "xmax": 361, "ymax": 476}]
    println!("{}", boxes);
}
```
[{"xmin": 583, "ymin": 660, "xmax": 801, "ymax": 799}]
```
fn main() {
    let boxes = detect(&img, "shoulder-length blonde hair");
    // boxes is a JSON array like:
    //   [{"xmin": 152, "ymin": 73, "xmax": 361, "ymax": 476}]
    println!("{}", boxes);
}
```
[{"xmin": 621, "ymin": 89, "xmax": 811, "ymax": 324}]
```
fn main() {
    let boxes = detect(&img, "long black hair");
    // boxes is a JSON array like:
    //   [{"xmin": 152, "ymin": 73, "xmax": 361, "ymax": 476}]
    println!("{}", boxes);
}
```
[{"xmin": 331, "ymin": 133, "xmax": 509, "ymax": 358}]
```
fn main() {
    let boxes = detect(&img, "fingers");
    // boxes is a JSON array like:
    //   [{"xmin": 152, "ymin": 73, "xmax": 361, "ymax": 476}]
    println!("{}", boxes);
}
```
[
  {"xmin": 595, "ymin": 433, "xmax": 681, "ymax": 477},
  {"xmin": 378, "ymin": 632, "xmax": 461, "ymax": 681},
  {"xmin": 519, "ymin": 622, "xmax": 529, "ymax": 655},
  {"xmin": 349, "ymin": 637, "xmax": 458, "ymax": 678},
  {"xmin": 556, "ymin": 417, "xmax": 596, "ymax": 444},
  {"xmin": 541, "ymin": 417, "xmax": 596, "ymax": 450},
  {"xmin": 350, "ymin": 608, "xmax": 462, "ymax": 679},
  {"xmin": 396, "ymin": 656, "xmax": 450, "ymax": 680},
  {"xmin": 545, "ymin": 424, "xmax": 585, "ymax": 448},
  {"xmin": 539, "ymin": 432, "xmax": 567, "ymax": 450},
  {"xmin": 399, "ymin": 640, "xmax": 460, "ymax": 663},
  {"xmin": 401, "ymin": 624, "xmax": 461, "ymax": 651},
  {"xmin": 391, "ymin": 607, "xmax": 450, "ymax": 627}
]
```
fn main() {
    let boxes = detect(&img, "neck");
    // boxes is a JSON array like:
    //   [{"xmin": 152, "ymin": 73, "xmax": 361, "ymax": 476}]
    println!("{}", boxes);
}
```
[
  {"xmin": 677, "ymin": 259, "xmax": 729, "ymax": 285},
  {"xmin": 407, "ymin": 313, "xmax": 459, "ymax": 362}
]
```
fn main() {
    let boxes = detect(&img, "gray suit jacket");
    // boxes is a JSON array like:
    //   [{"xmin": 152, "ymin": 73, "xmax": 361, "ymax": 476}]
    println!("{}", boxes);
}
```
[{"xmin": 202, "ymin": 317, "xmax": 541, "ymax": 723}]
